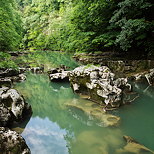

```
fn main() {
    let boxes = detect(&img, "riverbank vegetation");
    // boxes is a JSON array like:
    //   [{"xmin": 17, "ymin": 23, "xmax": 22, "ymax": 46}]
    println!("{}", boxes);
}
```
[
  {"xmin": 0, "ymin": 0, "xmax": 154, "ymax": 54},
  {"xmin": 0, "ymin": 0, "xmax": 154, "ymax": 59}
]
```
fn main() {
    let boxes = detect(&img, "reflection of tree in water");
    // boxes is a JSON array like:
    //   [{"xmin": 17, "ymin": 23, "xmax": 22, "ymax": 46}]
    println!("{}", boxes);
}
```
[
  {"xmin": 16, "ymin": 74, "xmax": 151, "ymax": 154},
  {"xmin": 134, "ymin": 82, "xmax": 154, "ymax": 99},
  {"xmin": 16, "ymin": 74, "xmax": 80, "ymax": 130}
]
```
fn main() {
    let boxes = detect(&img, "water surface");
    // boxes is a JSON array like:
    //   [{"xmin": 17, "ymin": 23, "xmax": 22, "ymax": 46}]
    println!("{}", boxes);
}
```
[{"xmin": 15, "ymin": 74, "xmax": 154, "ymax": 154}]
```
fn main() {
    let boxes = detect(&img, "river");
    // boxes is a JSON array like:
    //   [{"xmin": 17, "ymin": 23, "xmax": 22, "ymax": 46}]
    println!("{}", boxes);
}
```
[{"xmin": 14, "ymin": 73, "xmax": 154, "ymax": 154}]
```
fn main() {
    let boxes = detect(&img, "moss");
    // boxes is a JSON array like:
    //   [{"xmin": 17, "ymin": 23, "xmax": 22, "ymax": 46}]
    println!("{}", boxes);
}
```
[{"xmin": 93, "ymin": 51, "xmax": 103, "ymax": 54}]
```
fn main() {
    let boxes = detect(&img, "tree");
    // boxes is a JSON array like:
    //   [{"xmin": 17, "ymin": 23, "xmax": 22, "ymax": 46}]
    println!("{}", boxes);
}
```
[
  {"xmin": 0, "ymin": 0, "xmax": 23, "ymax": 51},
  {"xmin": 110, "ymin": 0, "xmax": 154, "ymax": 56}
]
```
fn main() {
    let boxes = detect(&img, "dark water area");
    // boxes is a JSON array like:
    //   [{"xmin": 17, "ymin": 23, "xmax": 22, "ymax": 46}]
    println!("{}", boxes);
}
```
[{"xmin": 15, "ymin": 74, "xmax": 154, "ymax": 154}]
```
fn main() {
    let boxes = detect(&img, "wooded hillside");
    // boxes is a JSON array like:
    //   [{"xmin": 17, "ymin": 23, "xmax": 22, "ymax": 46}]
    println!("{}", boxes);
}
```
[{"xmin": 0, "ymin": 0, "xmax": 154, "ymax": 57}]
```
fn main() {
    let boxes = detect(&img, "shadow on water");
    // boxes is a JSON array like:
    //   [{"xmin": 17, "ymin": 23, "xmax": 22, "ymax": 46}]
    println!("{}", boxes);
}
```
[{"xmin": 15, "ymin": 73, "xmax": 154, "ymax": 154}]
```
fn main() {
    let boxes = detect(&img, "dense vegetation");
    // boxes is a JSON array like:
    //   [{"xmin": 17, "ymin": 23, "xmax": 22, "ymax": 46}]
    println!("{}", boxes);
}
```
[
  {"xmin": 0, "ymin": 0, "xmax": 154, "ymax": 57},
  {"xmin": 0, "ymin": 0, "xmax": 23, "ymax": 51}
]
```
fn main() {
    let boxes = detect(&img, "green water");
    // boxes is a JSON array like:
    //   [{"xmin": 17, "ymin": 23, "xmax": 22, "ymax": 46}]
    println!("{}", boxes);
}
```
[{"xmin": 15, "ymin": 74, "xmax": 154, "ymax": 154}]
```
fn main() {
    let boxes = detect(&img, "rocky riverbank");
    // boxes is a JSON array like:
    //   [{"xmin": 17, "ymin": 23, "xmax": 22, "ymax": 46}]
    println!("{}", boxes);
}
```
[
  {"xmin": 0, "ymin": 68, "xmax": 33, "ymax": 154},
  {"xmin": 48, "ymin": 64, "xmax": 154, "ymax": 153},
  {"xmin": 1, "ymin": 54, "xmax": 154, "ymax": 153},
  {"xmin": 48, "ymin": 65, "xmax": 142, "ymax": 109},
  {"xmin": 73, "ymin": 52, "xmax": 154, "ymax": 75}
]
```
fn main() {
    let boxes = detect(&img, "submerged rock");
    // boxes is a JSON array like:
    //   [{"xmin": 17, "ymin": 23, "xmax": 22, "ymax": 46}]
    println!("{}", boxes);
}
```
[
  {"xmin": 70, "ymin": 129, "xmax": 123, "ymax": 154},
  {"xmin": 66, "ymin": 98, "xmax": 120, "ymax": 127},
  {"xmin": 116, "ymin": 135, "xmax": 154, "ymax": 154},
  {"xmin": 0, "ymin": 87, "xmax": 32, "ymax": 124},
  {"xmin": 0, "ymin": 127, "xmax": 30, "ymax": 154},
  {"xmin": 69, "ymin": 65, "xmax": 132, "ymax": 109}
]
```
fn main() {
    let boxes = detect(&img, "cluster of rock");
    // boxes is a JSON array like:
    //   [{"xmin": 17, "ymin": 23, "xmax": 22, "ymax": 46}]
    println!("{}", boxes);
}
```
[
  {"xmin": 0, "ymin": 68, "xmax": 26, "ymax": 87},
  {"xmin": 130, "ymin": 68, "xmax": 154, "ymax": 86},
  {"xmin": 0, "ymin": 67, "xmax": 45, "ymax": 88},
  {"xmin": 0, "ymin": 68, "xmax": 32, "ymax": 154},
  {"xmin": 0, "ymin": 87, "xmax": 32, "ymax": 153},
  {"xmin": 73, "ymin": 52, "xmax": 154, "ymax": 72},
  {"xmin": 19, "ymin": 66, "xmax": 44, "ymax": 74},
  {"xmin": 69, "ymin": 65, "xmax": 132, "ymax": 108},
  {"xmin": 48, "ymin": 67, "xmax": 70, "ymax": 82},
  {"xmin": 48, "ymin": 65, "xmax": 154, "ymax": 113}
]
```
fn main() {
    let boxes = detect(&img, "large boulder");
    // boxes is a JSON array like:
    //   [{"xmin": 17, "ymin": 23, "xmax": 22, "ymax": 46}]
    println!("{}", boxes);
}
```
[
  {"xmin": 116, "ymin": 135, "xmax": 154, "ymax": 153},
  {"xmin": 69, "ymin": 65, "xmax": 132, "ymax": 108},
  {"xmin": 0, "ymin": 87, "xmax": 32, "ymax": 124},
  {"xmin": 0, "ymin": 127, "xmax": 30, "ymax": 154}
]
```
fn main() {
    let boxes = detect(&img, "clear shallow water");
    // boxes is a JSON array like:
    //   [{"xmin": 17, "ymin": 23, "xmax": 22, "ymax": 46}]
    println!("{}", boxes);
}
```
[{"xmin": 15, "ymin": 74, "xmax": 154, "ymax": 154}]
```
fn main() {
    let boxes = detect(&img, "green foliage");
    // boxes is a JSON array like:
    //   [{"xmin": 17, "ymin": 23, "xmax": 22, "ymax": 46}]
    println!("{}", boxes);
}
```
[
  {"xmin": 0, "ymin": 0, "xmax": 23, "ymax": 51},
  {"xmin": 0, "ymin": 52, "xmax": 17, "ymax": 68},
  {"xmin": 115, "ymin": 19, "xmax": 153, "ymax": 51},
  {"xmin": 68, "ymin": 0, "xmax": 116, "ymax": 51},
  {"xmin": 110, "ymin": 0, "xmax": 154, "ymax": 55},
  {"xmin": 21, "ymin": 0, "xmax": 118, "ymax": 52},
  {"xmin": 1, "ymin": 0, "xmax": 152, "ymax": 58}
]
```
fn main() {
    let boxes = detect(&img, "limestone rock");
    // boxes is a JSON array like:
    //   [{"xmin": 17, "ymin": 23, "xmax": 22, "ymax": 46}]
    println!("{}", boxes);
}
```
[
  {"xmin": 145, "ymin": 68, "xmax": 154, "ymax": 86},
  {"xmin": 116, "ymin": 135, "xmax": 154, "ymax": 154},
  {"xmin": 19, "ymin": 67, "xmax": 44, "ymax": 74},
  {"xmin": 69, "ymin": 65, "xmax": 132, "ymax": 108},
  {"xmin": 31, "ymin": 67, "xmax": 44, "ymax": 73},
  {"xmin": 50, "ymin": 71, "xmax": 70, "ymax": 82},
  {"xmin": 0, "ymin": 87, "xmax": 32, "ymax": 122},
  {"xmin": 47, "ymin": 67, "xmax": 65, "ymax": 74},
  {"xmin": 0, "ymin": 74, "xmax": 26, "ymax": 87},
  {"xmin": 19, "ymin": 67, "xmax": 27, "ymax": 74},
  {"xmin": 0, "ymin": 78, "xmax": 12, "ymax": 88},
  {"xmin": 0, "ymin": 68, "xmax": 19, "ymax": 78},
  {"xmin": 0, "ymin": 104, "xmax": 15, "ymax": 127},
  {"xmin": 0, "ymin": 127, "xmax": 30, "ymax": 154},
  {"xmin": 129, "ymin": 68, "xmax": 154, "ymax": 86}
]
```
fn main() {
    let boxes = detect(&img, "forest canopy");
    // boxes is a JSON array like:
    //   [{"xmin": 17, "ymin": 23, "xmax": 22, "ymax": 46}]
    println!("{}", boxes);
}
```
[{"xmin": 0, "ymin": 0, "xmax": 154, "ymax": 57}]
